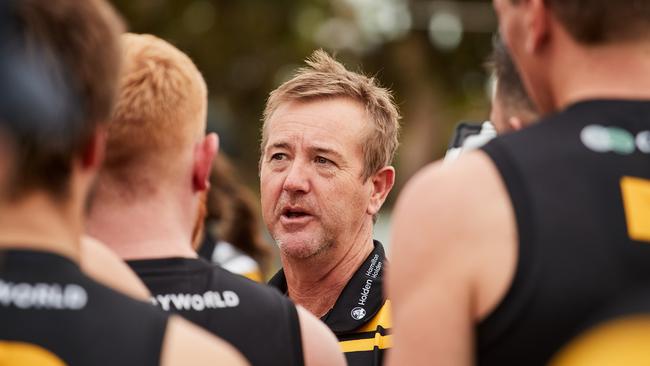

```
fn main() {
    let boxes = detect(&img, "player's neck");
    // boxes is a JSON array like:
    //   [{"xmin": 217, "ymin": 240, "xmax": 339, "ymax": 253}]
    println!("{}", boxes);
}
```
[
  {"xmin": 282, "ymin": 224, "xmax": 375, "ymax": 318},
  {"xmin": 86, "ymin": 194, "xmax": 198, "ymax": 261},
  {"xmin": 554, "ymin": 39, "xmax": 650, "ymax": 109},
  {"xmin": 0, "ymin": 192, "xmax": 80, "ymax": 262}
]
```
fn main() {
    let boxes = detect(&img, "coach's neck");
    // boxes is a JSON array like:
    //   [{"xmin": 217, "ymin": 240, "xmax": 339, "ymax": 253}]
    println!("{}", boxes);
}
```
[{"xmin": 282, "ymin": 221, "xmax": 375, "ymax": 318}]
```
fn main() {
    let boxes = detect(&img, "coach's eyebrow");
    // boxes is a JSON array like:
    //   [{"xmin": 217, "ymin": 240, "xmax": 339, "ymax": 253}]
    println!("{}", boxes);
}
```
[
  {"xmin": 265, "ymin": 142, "xmax": 291, "ymax": 153},
  {"xmin": 311, "ymin": 146, "xmax": 344, "ymax": 161}
]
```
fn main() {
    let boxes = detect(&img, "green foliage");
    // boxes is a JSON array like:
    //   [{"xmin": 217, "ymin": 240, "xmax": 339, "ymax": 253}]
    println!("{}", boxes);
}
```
[{"xmin": 110, "ymin": 0, "xmax": 495, "ymax": 193}]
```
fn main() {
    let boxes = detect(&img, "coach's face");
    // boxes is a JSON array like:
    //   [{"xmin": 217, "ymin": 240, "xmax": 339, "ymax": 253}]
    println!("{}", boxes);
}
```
[{"xmin": 260, "ymin": 97, "xmax": 374, "ymax": 260}]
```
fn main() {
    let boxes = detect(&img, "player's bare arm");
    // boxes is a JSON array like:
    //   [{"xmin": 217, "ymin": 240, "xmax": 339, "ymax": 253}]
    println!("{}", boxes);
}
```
[{"xmin": 388, "ymin": 151, "xmax": 517, "ymax": 365}]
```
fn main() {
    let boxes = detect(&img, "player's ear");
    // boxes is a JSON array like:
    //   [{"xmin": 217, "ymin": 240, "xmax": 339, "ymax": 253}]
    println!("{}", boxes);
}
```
[
  {"xmin": 192, "ymin": 133, "xmax": 218, "ymax": 192},
  {"xmin": 508, "ymin": 116, "xmax": 524, "ymax": 131},
  {"xmin": 525, "ymin": 0, "xmax": 550, "ymax": 54},
  {"xmin": 80, "ymin": 127, "xmax": 107, "ymax": 172},
  {"xmin": 367, "ymin": 166, "xmax": 395, "ymax": 216}
]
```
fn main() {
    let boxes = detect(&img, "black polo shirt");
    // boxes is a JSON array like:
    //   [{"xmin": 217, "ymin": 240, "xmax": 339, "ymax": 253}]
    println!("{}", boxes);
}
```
[{"xmin": 269, "ymin": 240, "xmax": 391, "ymax": 366}]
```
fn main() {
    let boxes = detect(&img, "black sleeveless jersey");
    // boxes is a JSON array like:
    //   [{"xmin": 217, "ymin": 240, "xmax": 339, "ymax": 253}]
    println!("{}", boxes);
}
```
[
  {"xmin": 128, "ymin": 257, "xmax": 304, "ymax": 366},
  {"xmin": 478, "ymin": 100, "xmax": 650, "ymax": 365},
  {"xmin": 0, "ymin": 250, "xmax": 168, "ymax": 366}
]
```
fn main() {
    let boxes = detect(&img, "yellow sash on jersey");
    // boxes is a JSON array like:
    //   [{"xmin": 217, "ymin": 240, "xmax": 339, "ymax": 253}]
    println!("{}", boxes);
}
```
[
  {"xmin": 621, "ymin": 176, "xmax": 650, "ymax": 242},
  {"xmin": 0, "ymin": 341, "xmax": 67, "ymax": 366}
]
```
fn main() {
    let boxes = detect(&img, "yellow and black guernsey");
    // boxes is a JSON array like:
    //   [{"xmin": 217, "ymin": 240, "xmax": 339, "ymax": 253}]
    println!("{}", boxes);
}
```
[
  {"xmin": 269, "ymin": 240, "xmax": 391, "ymax": 366},
  {"xmin": 478, "ymin": 100, "xmax": 650, "ymax": 365},
  {"xmin": 129, "ymin": 257, "xmax": 304, "ymax": 366},
  {"xmin": 0, "ymin": 250, "xmax": 168, "ymax": 366}
]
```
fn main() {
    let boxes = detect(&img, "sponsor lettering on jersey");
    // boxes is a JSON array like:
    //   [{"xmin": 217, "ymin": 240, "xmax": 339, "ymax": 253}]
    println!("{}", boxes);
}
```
[
  {"xmin": 151, "ymin": 290, "xmax": 240, "ymax": 311},
  {"xmin": 581, "ymin": 125, "xmax": 650, "ymax": 155},
  {"xmin": 353, "ymin": 253, "xmax": 384, "ymax": 319},
  {"xmin": 358, "ymin": 279, "xmax": 372, "ymax": 308},
  {"xmin": 351, "ymin": 307, "xmax": 366, "ymax": 321},
  {"xmin": 0, "ymin": 279, "xmax": 87, "ymax": 310},
  {"xmin": 365, "ymin": 254, "xmax": 382, "ymax": 279}
]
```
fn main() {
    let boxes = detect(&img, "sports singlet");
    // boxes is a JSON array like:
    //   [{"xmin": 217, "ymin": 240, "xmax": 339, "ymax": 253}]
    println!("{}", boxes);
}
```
[
  {"xmin": 0, "ymin": 249, "xmax": 168, "ymax": 366},
  {"xmin": 478, "ymin": 100, "xmax": 650, "ymax": 364},
  {"xmin": 128, "ymin": 257, "xmax": 304, "ymax": 366},
  {"xmin": 269, "ymin": 240, "xmax": 391, "ymax": 366}
]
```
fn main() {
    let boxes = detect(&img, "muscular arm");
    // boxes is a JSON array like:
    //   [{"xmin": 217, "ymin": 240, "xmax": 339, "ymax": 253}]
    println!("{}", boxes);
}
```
[
  {"xmin": 387, "ymin": 152, "xmax": 517, "ymax": 365},
  {"xmin": 297, "ymin": 306, "xmax": 346, "ymax": 366},
  {"xmin": 162, "ymin": 316, "xmax": 248, "ymax": 366}
]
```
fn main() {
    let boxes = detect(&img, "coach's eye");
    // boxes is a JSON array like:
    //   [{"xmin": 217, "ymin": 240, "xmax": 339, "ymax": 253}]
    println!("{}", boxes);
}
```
[
  {"xmin": 271, "ymin": 153, "xmax": 286, "ymax": 161},
  {"xmin": 315, "ymin": 156, "xmax": 331, "ymax": 165}
]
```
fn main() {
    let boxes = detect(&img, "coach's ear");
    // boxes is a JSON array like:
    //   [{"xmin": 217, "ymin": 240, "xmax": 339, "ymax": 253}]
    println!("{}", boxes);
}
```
[
  {"xmin": 367, "ymin": 166, "xmax": 395, "ymax": 216},
  {"xmin": 192, "ymin": 133, "xmax": 218, "ymax": 192}
]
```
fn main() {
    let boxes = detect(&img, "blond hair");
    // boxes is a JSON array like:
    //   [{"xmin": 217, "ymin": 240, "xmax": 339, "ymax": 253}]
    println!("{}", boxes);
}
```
[
  {"xmin": 103, "ymin": 33, "xmax": 207, "ymax": 196},
  {"xmin": 262, "ymin": 50, "xmax": 400, "ymax": 180}
]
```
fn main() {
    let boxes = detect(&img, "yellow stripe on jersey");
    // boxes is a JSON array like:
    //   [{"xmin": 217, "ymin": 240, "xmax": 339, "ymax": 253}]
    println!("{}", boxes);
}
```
[
  {"xmin": 550, "ymin": 315, "xmax": 650, "ymax": 366},
  {"xmin": 357, "ymin": 300, "xmax": 392, "ymax": 332},
  {"xmin": 339, "ymin": 334, "xmax": 393, "ymax": 353},
  {"xmin": 621, "ymin": 176, "xmax": 650, "ymax": 242},
  {"xmin": 0, "ymin": 341, "xmax": 67, "ymax": 366},
  {"xmin": 242, "ymin": 270, "xmax": 263, "ymax": 283},
  {"xmin": 339, "ymin": 300, "xmax": 392, "ymax": 353}
]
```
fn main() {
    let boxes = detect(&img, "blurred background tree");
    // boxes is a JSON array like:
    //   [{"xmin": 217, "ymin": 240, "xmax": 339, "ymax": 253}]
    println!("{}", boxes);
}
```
[{"xmin": 111, "ymin": 0, "xmax": 497, "ymax": 247}]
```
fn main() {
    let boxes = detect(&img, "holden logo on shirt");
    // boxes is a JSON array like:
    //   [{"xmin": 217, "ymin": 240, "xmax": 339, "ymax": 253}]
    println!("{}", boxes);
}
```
[
  {"xmin": 580, "ymin": 125, "xmax": 650, "ymax": 155},
  {"xmin": 351, "ymin": 306, "xmax": 366, "ymax": 320}
]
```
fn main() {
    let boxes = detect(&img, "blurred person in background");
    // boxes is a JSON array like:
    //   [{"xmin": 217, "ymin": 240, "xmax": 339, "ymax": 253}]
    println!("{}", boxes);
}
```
[
  {"xmin": 262, "ymin": 50, "xmax": 399, "ymax": 366},
  {"xmin": 389, "ymin": 0, "xmax": 650, "ymax": 364},
  {"xmin": 197, "ymin": 153, "xmax": 271, "ymax": 282},
  {"xmin": 488, "ymin": 35, "xmax": 539, "ymax": 134},
  {"xmin": 87, "ymin": 33, "xmax": 344, "ymax": 366},
  {"xmin": 444, "ymin": 34, "xmax": 539, "ymax": 162},
  {"xmin": 0, "ymin": 1, "xmax": 245, "ymax": 365}
]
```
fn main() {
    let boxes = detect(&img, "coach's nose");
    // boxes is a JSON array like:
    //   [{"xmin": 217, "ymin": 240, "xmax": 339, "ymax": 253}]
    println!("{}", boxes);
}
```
[{"xmin": 282, "ymin": 159, "xmax": 311, "ymax": 194}]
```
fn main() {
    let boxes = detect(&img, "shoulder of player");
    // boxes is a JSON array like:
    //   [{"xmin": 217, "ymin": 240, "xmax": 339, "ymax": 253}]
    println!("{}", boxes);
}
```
[
  {"xmin": 80, "ymin": 235, "xmax": 151, "ymax": 301},
  {"xmin": 162, "ymin": 316, "xmax": 248, "ymax": 366},
  {"xmin": 395, "ymin": 151, "xmax": 504, "ymax": 238},
  {"xmin": 390, "ymin": 150, "xmax": 515, "ymax": 319},
  {"xmin": 392, "ymin": 150, "xmax": 512, "ymax": 274},
  {"xmin": 296, "ymin": 306, "xmax": 346, "ymax": 366}
]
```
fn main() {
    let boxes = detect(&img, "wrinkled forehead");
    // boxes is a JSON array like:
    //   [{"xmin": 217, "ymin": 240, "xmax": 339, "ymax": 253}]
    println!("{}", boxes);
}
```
[{"xmin": 263, "ymin": 97, "xmax": 369, "ymax": 150}]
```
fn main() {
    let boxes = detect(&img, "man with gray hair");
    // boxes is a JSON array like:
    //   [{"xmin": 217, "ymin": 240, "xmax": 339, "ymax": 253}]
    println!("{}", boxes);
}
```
[{"xmin": 263, "ymin": 50, "xmax": 400, "ymax": 366}]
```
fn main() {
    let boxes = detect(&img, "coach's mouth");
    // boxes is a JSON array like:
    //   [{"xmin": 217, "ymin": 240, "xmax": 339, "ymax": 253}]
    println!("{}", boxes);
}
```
[{"xmin": 280, "ymin": 206, "xmax": 314, "ymax": 225}]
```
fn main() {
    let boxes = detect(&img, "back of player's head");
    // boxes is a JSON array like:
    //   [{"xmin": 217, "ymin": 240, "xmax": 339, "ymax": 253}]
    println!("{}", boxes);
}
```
[
  {"xmin": 0, "ymin": 0, "xmax": 124, "ymax": 201},
  {"xmin": 542, "ymin": 0, "xmax": 650, "ymax": 44},
  {"xmin": 487, "ymin": 35, "xmax": 538, "ymax": 131},
  {"xmin": 102, "ymin": 33, "xmax": 208, "ymax": 198}
]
